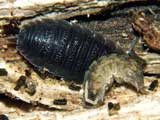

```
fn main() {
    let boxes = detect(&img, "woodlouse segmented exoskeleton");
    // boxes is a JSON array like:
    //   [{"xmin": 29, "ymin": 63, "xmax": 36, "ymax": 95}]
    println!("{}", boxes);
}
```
[{"xmin": 17, "ymin": 19, "xmax": 146, "ymax": 107}]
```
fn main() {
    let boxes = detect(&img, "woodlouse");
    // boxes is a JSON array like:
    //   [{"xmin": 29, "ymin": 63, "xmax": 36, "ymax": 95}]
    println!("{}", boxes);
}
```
[
  {"xmin": 17, "ymin": 19, "xmax": 145, "ymax": 107},
  {"xmin": 17, "ymin": 20, "xmax": 123, "ymax": 83}
]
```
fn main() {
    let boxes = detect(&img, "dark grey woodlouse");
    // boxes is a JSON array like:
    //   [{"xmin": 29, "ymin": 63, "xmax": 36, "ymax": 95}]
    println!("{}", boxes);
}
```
[{"xmin": 17, "ymin": 20, "xmax": 123, "ymax": 83}]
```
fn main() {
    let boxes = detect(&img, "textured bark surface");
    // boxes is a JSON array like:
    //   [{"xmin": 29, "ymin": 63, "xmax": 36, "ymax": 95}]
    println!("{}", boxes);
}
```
[
  {"xmin": 0, "ymin": 0, "xmax": 156, "ymax": 26},
  {"xmin": 0, "ymin": 0, "xmax": 123, "ymax": 26},
  {"xmin": 0, "ymin": 0, "xmax": 160, "ymax": 120}
]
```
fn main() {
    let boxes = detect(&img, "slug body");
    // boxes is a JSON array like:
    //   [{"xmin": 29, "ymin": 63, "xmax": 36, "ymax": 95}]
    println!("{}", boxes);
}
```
[{"xmin": 17, "ymin": 20, "xmax": 123, "ymax": 83}]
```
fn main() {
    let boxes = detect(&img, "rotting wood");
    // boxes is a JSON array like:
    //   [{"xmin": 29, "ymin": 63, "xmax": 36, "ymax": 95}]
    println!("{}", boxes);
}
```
[
  {"xmin": 140, "ymin": 52, "xmax": 160, "ymax": 75},
  {"xmin": 0, "ymin": 0, "xmax": 160, "ymax": 120},
  {"xmin": 0, "ymin": 46, "xmax": 159, "ymax": 109},
  {"xmin": 132, "ymin": 11, "xmax": 160, "ymax": 52},
  {"xmin": 0, "ymin": 77, "xmax": 160, "ymax": 120},
  {"xmin": 0, "ymin": 0, "xmax": 122, "ymax": 26},
  {"xmin": 1, "ymin": 0, "xmax": 159, "ymax": 26}
]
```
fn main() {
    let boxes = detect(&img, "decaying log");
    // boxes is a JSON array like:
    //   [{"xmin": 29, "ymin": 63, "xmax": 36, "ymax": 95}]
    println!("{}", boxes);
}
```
[
  {"xmin": 1, "ymin": 0, "xmax": 159, "ymax": 26},
  {"xmin": 0, "ymin": 0, "xmax": 126, "ymax": 26},
  {"xmin": 0, "ymin": 74, "xmax": 160, "ymax": 120},
  {"xmin": 141, "ymin": 53, "xmax": 160, "ymax": 75},
  {"xmin": 0, "ymin": 0, "xmax": 160, "ymax": 120}
]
